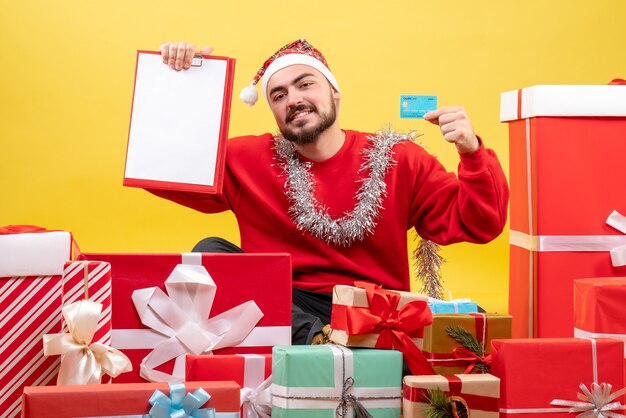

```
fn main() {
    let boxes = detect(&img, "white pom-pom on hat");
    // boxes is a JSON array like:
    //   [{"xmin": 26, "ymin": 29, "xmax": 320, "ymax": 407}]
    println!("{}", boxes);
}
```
[{"xmin": 239, "ymin": 84, "xmax": 258, "ymax": 107}]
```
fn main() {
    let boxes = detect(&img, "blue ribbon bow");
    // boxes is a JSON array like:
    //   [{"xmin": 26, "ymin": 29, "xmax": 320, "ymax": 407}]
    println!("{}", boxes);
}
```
[{"xmin": 148, "ymin": 382, "xmax": 216, "ymax": 418}]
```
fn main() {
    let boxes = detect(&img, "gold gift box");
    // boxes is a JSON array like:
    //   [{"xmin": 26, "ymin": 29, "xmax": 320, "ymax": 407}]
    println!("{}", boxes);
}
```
[{"xmin": 422, "ymin": 313, "xmax": 511, "ymax": 374}]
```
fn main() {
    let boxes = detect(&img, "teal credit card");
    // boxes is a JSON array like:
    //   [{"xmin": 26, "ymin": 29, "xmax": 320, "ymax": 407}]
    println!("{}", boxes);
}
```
[{"xmin": 400, "ymin": 95, "xmax": 437, "ymax": 118}]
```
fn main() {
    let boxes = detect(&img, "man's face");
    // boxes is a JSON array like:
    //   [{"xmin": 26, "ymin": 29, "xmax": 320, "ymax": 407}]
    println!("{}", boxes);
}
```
[{"xmin": 266, "ymin": 64, "xmax": 340, "ymax": 146}]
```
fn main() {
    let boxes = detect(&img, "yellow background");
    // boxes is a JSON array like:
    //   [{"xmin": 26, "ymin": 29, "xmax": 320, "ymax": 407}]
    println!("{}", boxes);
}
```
[{"xmin": 2, "ymin": 1, "xmax": 625, "ymax": 313}]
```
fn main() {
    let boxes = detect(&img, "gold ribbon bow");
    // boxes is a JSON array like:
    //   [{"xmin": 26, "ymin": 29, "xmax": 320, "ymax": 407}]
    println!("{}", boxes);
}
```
[
  {"xmin": 550, "ymin": 383, "xmax": 626, "ymax": 418},
  {"xmin": 43, "ymin": 300, "xmax": 132, "ymax": 385}
]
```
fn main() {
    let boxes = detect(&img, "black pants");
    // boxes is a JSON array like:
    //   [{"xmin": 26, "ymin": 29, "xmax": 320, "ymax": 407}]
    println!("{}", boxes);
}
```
[{"xmin": 193, "ymin": 237, "xmax": 328, "ymax": 344}]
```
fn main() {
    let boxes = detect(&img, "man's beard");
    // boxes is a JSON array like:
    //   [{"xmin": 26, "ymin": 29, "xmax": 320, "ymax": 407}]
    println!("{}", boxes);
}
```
[{"xmin": 280, "ymin": 99, "xmax": 337, "ymax": 146}]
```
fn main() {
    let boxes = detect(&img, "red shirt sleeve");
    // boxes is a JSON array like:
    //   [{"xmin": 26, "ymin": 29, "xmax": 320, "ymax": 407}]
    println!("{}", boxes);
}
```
[{"xmin": 408, "ymin": 138, "xmax": 509, "ymax": 244}]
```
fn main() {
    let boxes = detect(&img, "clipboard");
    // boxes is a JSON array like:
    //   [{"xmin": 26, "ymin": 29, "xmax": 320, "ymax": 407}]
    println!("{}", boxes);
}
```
[{"xmin": 123, "ymin": 50, "xmax": 235, "ymax": 194}]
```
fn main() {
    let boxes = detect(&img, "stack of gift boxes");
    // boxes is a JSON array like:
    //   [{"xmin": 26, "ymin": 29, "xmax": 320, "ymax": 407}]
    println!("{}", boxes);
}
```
[{"xmin": 3, "ymin": 83, "xmax": 626, "ymax": 417}]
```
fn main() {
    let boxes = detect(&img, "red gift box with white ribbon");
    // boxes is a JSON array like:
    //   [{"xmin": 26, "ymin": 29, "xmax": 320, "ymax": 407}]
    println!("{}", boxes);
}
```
[
  {"xmin": 491, "ymin": 338, "xmax": 626, "ymax": 417},
  {"xmin": 0, "ymin": 226, "xmax": 74, "ymax": 418},
  {"xmin": 500, "ymin": 85, "xmax": 626, "ymax": 338},
  {"xmin": 574, "ymin": 277, "xmax": 626, "ymax": 356},
  {"xmin": 78, "ymin": 252, "xmax": 292, "ymax": 383},
  {"xmin": 186, "ymin": 353, "xmax": 272, "ymax": 418}
]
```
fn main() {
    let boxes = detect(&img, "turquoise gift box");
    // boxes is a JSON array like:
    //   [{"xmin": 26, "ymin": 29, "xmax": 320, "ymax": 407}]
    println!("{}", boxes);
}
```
[
  {"xmin": 272, "ymin": 345, "xmax": 402, "ymax": 418},
  {"xmin": 428, "ymin": 298, "xmax": 478, "ymax": 314}
]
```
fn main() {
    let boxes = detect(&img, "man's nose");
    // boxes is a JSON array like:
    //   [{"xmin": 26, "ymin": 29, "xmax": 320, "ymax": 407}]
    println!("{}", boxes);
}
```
[{"xmin": 286, "ymin": 88, "xmax": 304, "ymax": 107}]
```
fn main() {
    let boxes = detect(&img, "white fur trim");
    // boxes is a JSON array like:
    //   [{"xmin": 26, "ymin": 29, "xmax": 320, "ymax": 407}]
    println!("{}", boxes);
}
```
[{"xmin": 261, "ymin": 54, "xmax": 340, "ymax": 103}]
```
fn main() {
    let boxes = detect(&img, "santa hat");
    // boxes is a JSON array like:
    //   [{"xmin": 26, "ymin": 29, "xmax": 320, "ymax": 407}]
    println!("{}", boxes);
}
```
[{"xmin": 239, "ymin": 39, "xmax": 340, "ymax": 106}]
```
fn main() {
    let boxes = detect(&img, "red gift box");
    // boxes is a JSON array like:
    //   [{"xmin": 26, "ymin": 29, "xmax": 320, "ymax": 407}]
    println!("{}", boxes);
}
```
[
  {"xmin": 491, "ymin": 338, "xmax": 626, "ymax": 417},
  {"xmin": 187, "ymin": 354, "xmax": 272, "ymax": 417},
  {"xmin": 186, "ymin": 354, "xmax": 272, "ymax": 386},
  {"xmin": 0, "ymin": 227, "xmax": 74, "ymax": 418},
  {"xmin": 500, "ymin": 85, "xmax": 626, "ymax": 338},
  {"xmin": 78, "ymin": 252, "xmax": 292, "ymax": 383},
  {"xmin": 21, "ymin": 381, "xmax": 240, "ymax": 417},
  {"xmin": 574, "ymin": 277, "xmax": 626, "ymax": 354}
]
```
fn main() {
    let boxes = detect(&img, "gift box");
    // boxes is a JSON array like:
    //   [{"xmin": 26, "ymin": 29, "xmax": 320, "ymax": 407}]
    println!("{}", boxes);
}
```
[
  {"xmin": 428, "ymin": 298, "xmax": 478, "ymax": 314},
  {"xmin": 329, "ymin": 282, "xmax": 434, "ymax": 375},
  {"xmin": 402, "ymin": 374, "xmax": 500, "ymax": 418},
  {"xmin": 491, "ymin": 338, "xmax": 626, "ymax": 417},
  {"xmin": 78, "ymin": 252, "xmax": 292, "ymax": 383},
  {"xmin": 186, "ymin": 354, "xmax": 272, "ymax": 385},
  {"xmin": 500, "ymin": 85, "xmax": 626, "ymax": 338},
  {"xmin": 22, "ymin": 380, "xmax": 240, "ymax": 417},
  {"xmin": 186, "ymin": 354, "xmax": 272, "ymax": 417},
  {"xmin": 574, "ymin": 277, "xmax": 626, "ymax": 355},
  {"xmin": 0, "ymin": 226, "xmax": 75, "ymax": 418},
  {"xmin": 272, "ymin": 345, "xmax": 402, "ymax": 418},
  {"xmin": 422, "ymin": 313, "xmax": 511, "ymax": 374},
  {"xmin": 61, "ymin": 261, "xmax": 112, "ymax": 346}
]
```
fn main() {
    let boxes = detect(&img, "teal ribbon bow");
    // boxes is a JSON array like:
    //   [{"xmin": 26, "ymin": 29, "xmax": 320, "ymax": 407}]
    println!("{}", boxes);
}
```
[{"xmin": 148, "ymin": 383, "xmax": 216, "ymax": 418}]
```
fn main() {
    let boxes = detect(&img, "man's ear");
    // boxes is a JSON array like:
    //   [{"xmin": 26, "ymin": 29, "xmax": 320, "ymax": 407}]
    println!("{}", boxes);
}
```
[{"xmin": 333, "ymin": 90, "xmax": 341, "ymax": 100}]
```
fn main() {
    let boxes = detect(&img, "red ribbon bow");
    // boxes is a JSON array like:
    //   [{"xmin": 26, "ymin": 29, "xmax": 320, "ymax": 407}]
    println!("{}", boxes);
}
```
[
  {"xmin": 342, "ymin": 282, "xmax": 435, "ymax": 375},
  {"xmin": 452, "ymin": 346, "xmax": 492, "ymax": 374},
  {"xmin": 0, "ymin": 225, "xmax": 48, "ymax": 234}
]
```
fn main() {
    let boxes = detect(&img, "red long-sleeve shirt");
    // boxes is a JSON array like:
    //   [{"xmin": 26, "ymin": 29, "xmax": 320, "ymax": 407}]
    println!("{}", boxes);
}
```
[{"xmin": 149, "ymin": 129, "xmax": 509, "ymax": 293}]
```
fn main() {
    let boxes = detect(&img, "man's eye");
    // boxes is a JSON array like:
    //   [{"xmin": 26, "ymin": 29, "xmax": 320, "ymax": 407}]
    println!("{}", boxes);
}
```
[{"xmin": 273, "ymin": 93, "xmax": 285, "ymax": 102}]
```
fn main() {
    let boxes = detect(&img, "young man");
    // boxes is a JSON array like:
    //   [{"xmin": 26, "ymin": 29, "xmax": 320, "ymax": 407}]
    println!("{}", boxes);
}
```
[{"xmin": 149, "ymin": 39, "xmax": 509, "ymax": 345}]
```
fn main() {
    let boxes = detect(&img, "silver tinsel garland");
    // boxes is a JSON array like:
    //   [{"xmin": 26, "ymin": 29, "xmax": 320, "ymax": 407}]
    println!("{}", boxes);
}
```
[{"xmin": 274, "ymin": 127, "xmax": 417, "ymax": 246}]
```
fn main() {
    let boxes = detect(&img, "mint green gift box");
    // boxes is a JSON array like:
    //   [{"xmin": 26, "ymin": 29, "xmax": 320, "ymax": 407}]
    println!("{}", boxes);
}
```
[{"xmin": 272, "ymin": 345, "xmax": 402, "ymax": 418}]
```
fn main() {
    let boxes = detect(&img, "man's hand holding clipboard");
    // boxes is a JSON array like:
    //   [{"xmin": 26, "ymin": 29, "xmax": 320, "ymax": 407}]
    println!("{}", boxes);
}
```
[{"xmin": 159, "ymin": 41, "xmax": 214, "ymax": 71}]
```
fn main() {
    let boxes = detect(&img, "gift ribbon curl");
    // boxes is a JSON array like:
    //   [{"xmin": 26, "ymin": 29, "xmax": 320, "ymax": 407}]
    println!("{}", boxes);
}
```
[
  {"xmin": 43, "ymin": 300, "xmax": 132, "ymax": 385},
  {"xmin": 149, "ymin": 382, "xmax": 215, "ymax": 418},
  {"xmin": 132, "ymin": 262, "xmax": 264, "ymax": 382},
  {"xmin": 241, "ymin": 376, "xmax": 272, "ymax": 418},
  {"xmin": 550, "ymin": 383, "xmax": 626, "ymax": 418},
  {"xmin": 344, "ymin": 282, "xmax": 435, "ymax": 375}
]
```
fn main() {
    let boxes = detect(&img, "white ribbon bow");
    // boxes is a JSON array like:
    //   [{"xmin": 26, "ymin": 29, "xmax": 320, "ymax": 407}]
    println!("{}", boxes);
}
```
[
  {"xmin": 132, "ymin": 262, "xmax": 264, "ymax": 382},
  {"xmin": 551, "ymin": 383, "xmax": 626, "ymax": 418},
  {"xmin": 241, "ymin": 376, "xmax": 273, "ymax": 418},
  {"xmin": 607, "ymin": 211, "xmax": 626, "ymax": 267},
  {"xmin": 43, "ymin": 300, "xmax": 132, "ymax": 385}
]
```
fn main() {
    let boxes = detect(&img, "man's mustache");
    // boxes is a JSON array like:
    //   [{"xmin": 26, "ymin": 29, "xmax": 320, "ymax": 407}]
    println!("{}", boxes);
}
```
[{"xmin": 287, "ymin": 104, "xmax": 316, "ymax": 123}]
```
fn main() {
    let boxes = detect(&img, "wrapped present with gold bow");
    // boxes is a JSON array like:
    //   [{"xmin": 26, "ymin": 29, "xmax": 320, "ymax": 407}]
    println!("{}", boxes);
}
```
[
  {"xmin": 272, "ymin": 345, "xmax": 402, "ymax": 418},
  {"xmin": 329, "ymin": 281, "xmax": 435, "ymax": 375},
  {"xmin": 422, "ymin": 313, "xmax": 511, "ymax": 374},
  {"xmin": 22, "ymin": 381, "xmax": 240, "ymax": 417},
  {"xmin": 0, "ymin": 225, "xmax": 78, "ymax": 418},
  {"xmin": 43, "ymin": 299, "xmax": 132, "ymax": 384},
  {"xmin": 492, "ymin": 338, "xmax": 626, "ymax": 418},
  {"xmin": 402, "ymin": 374, "xmax": 500, "ymax": 418},
  {"xmin": 186, "ymin": 354, "xmax": 272, "ymax": 418}
]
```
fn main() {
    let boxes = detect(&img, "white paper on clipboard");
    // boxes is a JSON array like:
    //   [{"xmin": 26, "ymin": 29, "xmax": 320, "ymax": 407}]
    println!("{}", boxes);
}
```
[{"xmin": 124, "ymin": 51, "xmax": 233, "ymax": 192}]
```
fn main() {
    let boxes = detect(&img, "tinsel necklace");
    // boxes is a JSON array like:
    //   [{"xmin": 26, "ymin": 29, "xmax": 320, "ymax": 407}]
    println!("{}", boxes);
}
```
[{"xmin": 274, "ymin": 128, "xmax": 414, "ymax": 246}]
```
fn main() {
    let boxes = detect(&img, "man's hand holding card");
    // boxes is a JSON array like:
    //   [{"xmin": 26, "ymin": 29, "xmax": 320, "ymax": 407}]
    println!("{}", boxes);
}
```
[{"xmin": 423, "ymin": 106, "xmax": 480, "ymax": 154}]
